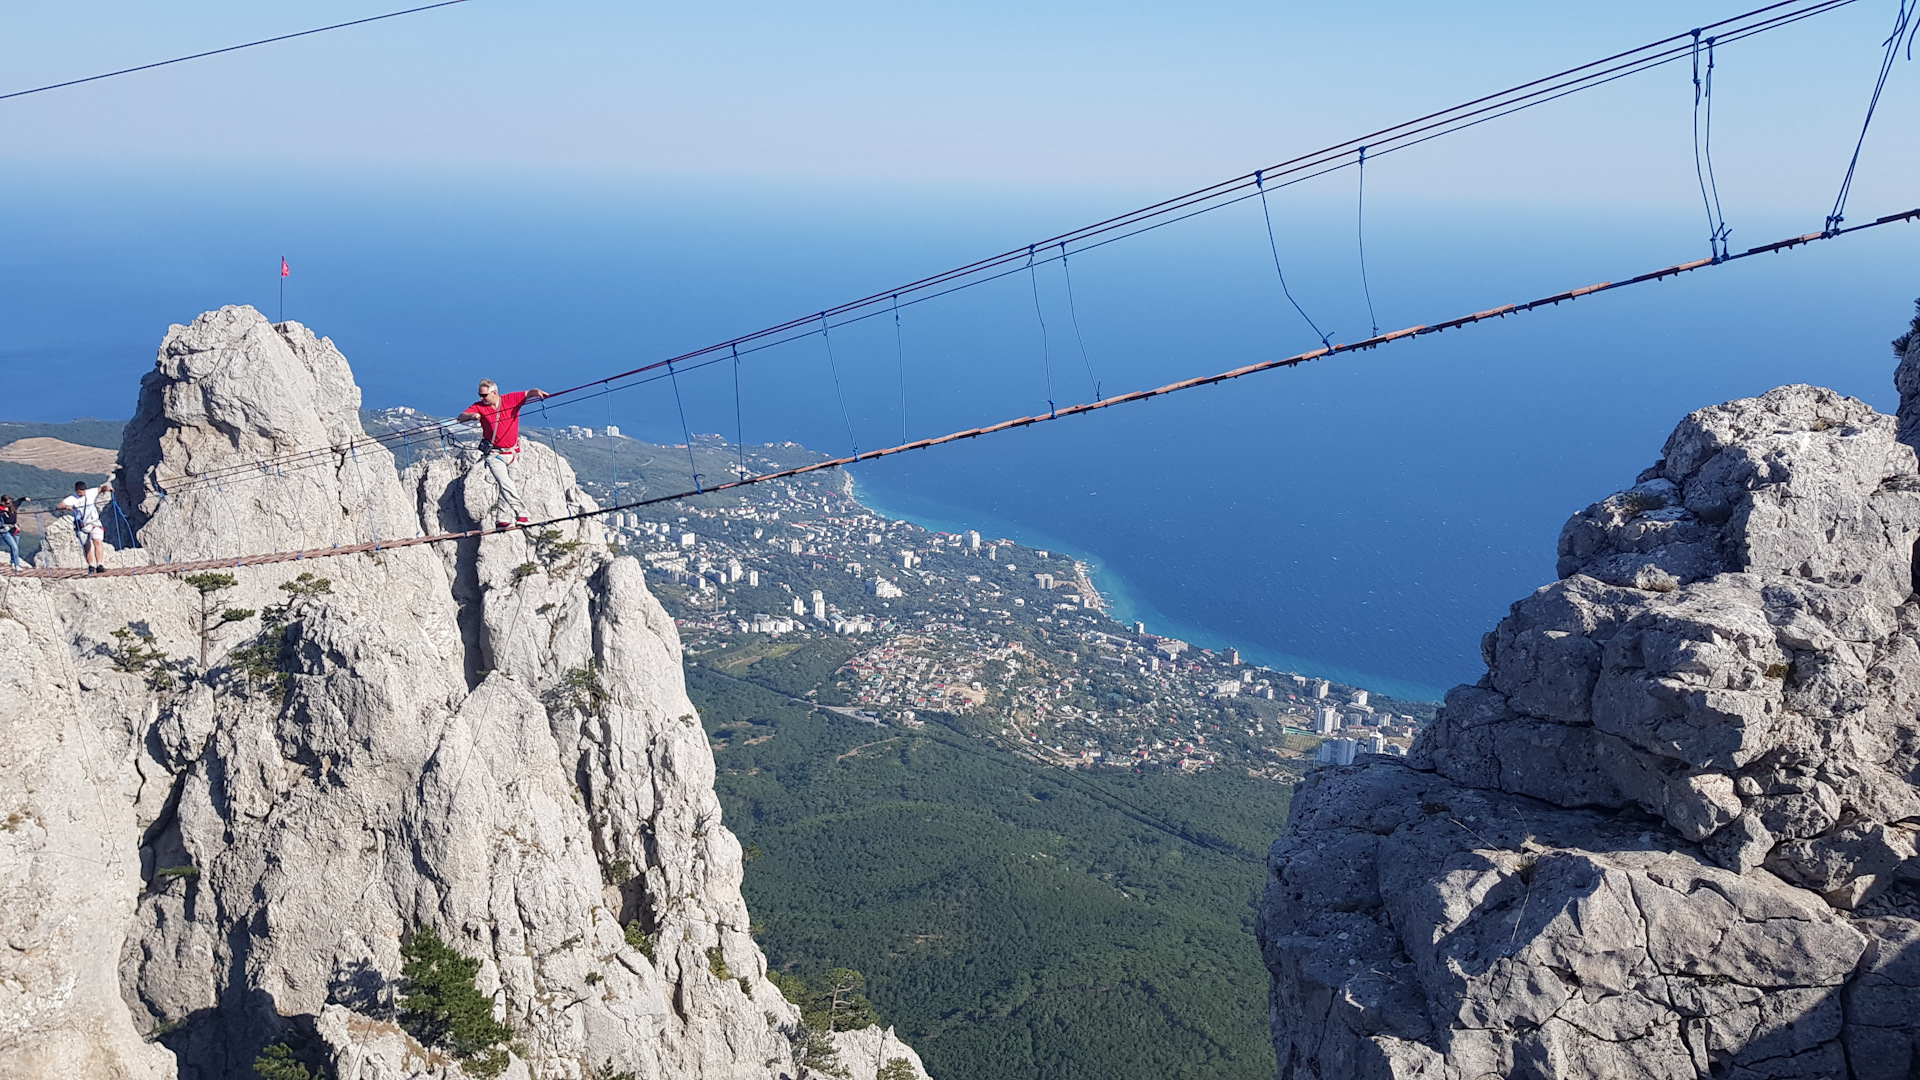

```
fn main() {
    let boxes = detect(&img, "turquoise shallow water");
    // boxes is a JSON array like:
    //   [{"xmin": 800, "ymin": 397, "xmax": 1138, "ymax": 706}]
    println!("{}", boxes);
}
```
[{"xmin": 5, "ymin": 172, "xmax": 1918, "ymax": 700}]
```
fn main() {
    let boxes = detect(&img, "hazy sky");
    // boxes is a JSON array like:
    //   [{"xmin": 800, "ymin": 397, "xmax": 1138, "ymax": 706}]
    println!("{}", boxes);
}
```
[{"xmin": 4, "ymin": 1, "xmax": 1915, "ymax": 211}]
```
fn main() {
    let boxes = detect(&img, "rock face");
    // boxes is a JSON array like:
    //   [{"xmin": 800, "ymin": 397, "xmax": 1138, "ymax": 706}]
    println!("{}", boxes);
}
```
[
  {"xmin": 1260, "ymin": 371, "xmax": 1920, "ymax": 1078},
  {"xmin": 0, "ymin": 307, "xmax": 921, "ymax": 1080}
]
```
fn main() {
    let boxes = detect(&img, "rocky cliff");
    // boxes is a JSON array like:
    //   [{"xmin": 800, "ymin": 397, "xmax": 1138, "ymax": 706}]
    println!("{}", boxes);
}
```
[
  {"xmin": 0, "ymin": 306, "xmax": 926, "ymax": 1080},
  {"xmin": 1258, "ymin": 323, "xmax": 1920, "ymax": 1080}
]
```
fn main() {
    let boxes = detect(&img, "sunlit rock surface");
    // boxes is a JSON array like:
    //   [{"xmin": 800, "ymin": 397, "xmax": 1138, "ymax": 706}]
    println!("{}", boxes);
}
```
[
  {"xmin": 1, "ymin": 306, "xmax": 916, "ymax": 1079},
  {"xmin": 1260, "ymin": 364, "xmax": 1920, "ymax": 1079}
]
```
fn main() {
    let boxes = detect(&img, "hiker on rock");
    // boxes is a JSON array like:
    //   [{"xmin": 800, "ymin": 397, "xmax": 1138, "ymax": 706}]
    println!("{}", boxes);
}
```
[
  {"xmin": 58, "ymin": 481, "xmax": 111, "ymax": 574},
  {"xmin": 456, "ymin": 379, "xmax": 550, "ymax": 529},
  {"xmin": 0, "ymin": 495, "xmax": 24, "ymax": 570}
]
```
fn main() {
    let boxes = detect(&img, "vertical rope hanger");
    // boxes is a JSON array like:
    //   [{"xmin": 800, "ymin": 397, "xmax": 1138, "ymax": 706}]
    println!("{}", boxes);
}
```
[
  {"xmin": 667, "ymin": 360, "xmax": 701, "ymax": 494},
  {"xmin": 1690, "ymin": 31, "xmax": 1733, "ymax": 261},
  {"xmin": 1827, "ymin": 0, "xmax": 1919, "ymax": 234},
  {"xmin": 731, "ymin": 343, "xmax": 747, "ymax": 481},
  {"xmin": 1355, "ymin": 147, "xmax": 1381, "ymax": 337},
  {"xmin": 1255, "ymin": 170, "xmax": 1334, "ymax": 351},
  {"xmin": 892, "ymin": 295, "xmax": 907, "ymax": 444},
  {"xmin": 1058, "ymin": 244, "xmax": 1102, "ymax": 401},
  {"xmin": 608, "ymin": 396, "xmax": 620, "ymax": 504},
  {"xmin": 1027, "ymin": 245, "xmax": 1057, "ymax": 418},
  {"xmin": 820, "ymin": 314, "xmax": 860, "ymax": 460}
]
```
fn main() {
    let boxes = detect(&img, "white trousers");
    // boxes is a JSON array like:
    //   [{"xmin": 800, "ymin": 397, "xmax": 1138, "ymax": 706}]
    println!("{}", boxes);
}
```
[{"xmin": 484, "ymin": 449, "xmax": 528, "ymax": 522}]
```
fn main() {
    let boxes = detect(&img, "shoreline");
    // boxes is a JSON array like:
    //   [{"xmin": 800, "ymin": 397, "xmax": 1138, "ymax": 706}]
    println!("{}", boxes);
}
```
[{"xmin": 849, "ymin": 474, "xmax": 1448, "ymax": 703}]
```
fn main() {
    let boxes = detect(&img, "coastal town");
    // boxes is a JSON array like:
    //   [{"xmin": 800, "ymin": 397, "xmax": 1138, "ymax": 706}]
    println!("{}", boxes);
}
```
[{"xmin": 507, "ymin": 423, "xmax": 1437, "ymax": 779}]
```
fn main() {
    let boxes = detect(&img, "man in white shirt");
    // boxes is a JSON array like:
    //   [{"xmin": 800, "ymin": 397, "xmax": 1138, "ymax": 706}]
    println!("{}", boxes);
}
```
[{"xmin": 59, "ymin": 480, "xmax": 112, "ymax": 574}]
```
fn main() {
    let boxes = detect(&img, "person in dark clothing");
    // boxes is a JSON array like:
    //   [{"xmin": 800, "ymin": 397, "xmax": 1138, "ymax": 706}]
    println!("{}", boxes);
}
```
[{"xmin": 0, "ymin": 495, "xmax": 24, "ymax": 570}]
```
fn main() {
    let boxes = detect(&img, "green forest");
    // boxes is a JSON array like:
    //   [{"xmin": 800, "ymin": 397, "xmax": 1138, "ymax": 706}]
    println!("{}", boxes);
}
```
[{"xmin": 689, "ymin": 658, "xmax": 1296, "ymax": 1080}]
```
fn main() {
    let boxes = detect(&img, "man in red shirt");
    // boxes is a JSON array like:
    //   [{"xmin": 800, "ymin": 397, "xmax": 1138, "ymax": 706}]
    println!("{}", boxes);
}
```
[{"xmin": 457, "ymin": 379, "xmax": 550, "ymax": 528}]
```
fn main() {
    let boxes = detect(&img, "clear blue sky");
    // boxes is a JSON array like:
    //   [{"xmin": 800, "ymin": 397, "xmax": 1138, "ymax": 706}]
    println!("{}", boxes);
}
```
[{"xmin": 2, "ymin": 1, "xmax": 1914, "ymax": 209}]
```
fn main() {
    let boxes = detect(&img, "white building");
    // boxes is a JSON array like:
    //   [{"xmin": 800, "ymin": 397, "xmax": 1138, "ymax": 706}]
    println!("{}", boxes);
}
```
[
  {"xmin": 1034, "ymin": 573, "xmax": 1055, "ymax": 590},
  {"xmin": 604, "ymin": 425, "xmax": 620, "ymax": 438},
  {"xmin": 898, "ymin": 550, "xmax": 918, "ymax": 569},
  {"xmin": 747, "ymin": 570, "xmax": 760, "ymax": 588},
  {"xmin": 1212, "ymin": 681, "xmax": 1241, "ymax": 698},
  {"xmin": 1313, "ymin": 679, "xmax": 1331, "ymax": 700},
  {"xmin": 1366, "ymin": 734, "xmax": 1387, "ymax": 755},
  {"xmin": 792, "ymin": 597, "xmax": 807, "ymax": 616},
  {"xmin": 1351, "ymin": 689, "xmax": 1370, "ymax": 707},
  {"xmin": 1315, "ymin": 707, "xmax": 1341, "ymax": 736},
  {"xmin": 811, "ymin": 590, "xmax": 826, "ymax": 620},
  {"xmin": 869, "ymin": 578, "xmax": 904, "ymax": 599},
  {"xmin": 788, "ymin": 538, "xmax": 803, "ymax": 555},
  {"xmin": 678, "ymin": 532, "xmax": 696, "ymax": 549},
  {"xmin": 1315, "ymin": 738, "xmax": 1359, "ymax": 766},
  {"xmin": 965, "ymin": 530, "xmax": 981, "ymax": 551}
]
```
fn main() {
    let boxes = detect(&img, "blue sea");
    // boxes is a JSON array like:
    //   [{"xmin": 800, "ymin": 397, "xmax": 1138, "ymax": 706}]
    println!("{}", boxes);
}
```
[{"xmin": 5, "ymin": 169, "xmax": 1917, "ymax": 700}]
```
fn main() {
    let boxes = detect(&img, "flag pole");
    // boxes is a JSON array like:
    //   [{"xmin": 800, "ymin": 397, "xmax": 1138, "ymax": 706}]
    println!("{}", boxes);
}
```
[{"xmin": 279, "ymin": 256, "xmax": 285, "ymax": 322}]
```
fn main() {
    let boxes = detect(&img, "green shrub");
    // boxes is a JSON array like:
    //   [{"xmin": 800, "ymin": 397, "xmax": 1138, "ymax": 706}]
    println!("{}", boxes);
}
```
[
  {"xmin": 1893, "ymin": 297, "xmax": 1920, "ymax": 358},
  {"xmin": 624, "ymin": 922, "xmax": 657, "ymax": 960},
  {"xmin": 398, "ymin": 927, "xmax": 513, "ymax": 1078},
  {"xmin": 706, "ymin": 946, "xmax": 731, "ymax": 981},
  {"xmin": 591, "ymin": 1061, "xmax": 639, "ymax": 1080},
  {"xmin": 557, "ymin": 662, "xmax": 611, "ymax": 718},
  {"xmin": 252, "ymin": 1042, "xmax": 312, "ymax": 1080},
  {"xmin": 227, "ymin": 573, "xmax": 333, "ymax": 699},
  {"xmin": 109, "ymin": 625, "xmax": 176, "ymax": 690},
  {"xmin": 534, "ymin": 528, "xmax": 586, "ymax": 568},
  {"xmin": 794, "ymin": 1022, "xmax": 849, "ymax": 1078},
  {"xmin": 771, "ymin": 968, "xmax": 879, "ymax": 1033},
  {"xmin": 877, "ymin": 1059, "xmax": 918, "ymax": 1080}
]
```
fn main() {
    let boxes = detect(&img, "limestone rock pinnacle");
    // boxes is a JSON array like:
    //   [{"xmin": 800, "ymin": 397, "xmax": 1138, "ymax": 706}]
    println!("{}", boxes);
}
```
[
  {"xmin": 1261, "ymin": 337, "xmax": 1920, "ymax": 1077},
  {"xmin": 1, "ymin": 306, "xmax": 914, "ymax": 1080}
]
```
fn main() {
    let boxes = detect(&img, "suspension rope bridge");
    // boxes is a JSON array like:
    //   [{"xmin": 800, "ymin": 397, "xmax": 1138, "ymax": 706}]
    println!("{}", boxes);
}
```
[
  {"xmin": 7, "ymin": 0, "xmax": 1916, "ymax": 582},
  {"xmin": 134, "ymin": 0, "xmax": 1878, "ymax": 497},
  {"xmin": 12, "ymin": 205, "xmax": 1915, "ymax": 582}
]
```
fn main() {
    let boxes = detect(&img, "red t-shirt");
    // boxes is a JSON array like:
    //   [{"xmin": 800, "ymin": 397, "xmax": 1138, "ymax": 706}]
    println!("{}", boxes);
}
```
[{"xmin": 468, "ymin": 391, "xmax": 529, "ymax": 450}]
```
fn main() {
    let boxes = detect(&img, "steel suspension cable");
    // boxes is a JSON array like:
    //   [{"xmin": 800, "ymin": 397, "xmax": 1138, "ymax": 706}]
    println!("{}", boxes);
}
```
[{"xmin": 0, "ymin": 1, "xmax": 477, "ymax": 102}]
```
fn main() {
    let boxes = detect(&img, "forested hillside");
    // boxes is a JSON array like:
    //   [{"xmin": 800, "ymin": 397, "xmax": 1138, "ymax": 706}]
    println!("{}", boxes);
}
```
[{"xmin": 690, "ymin": 654, "xmax": 1297, "ymax": 1080}]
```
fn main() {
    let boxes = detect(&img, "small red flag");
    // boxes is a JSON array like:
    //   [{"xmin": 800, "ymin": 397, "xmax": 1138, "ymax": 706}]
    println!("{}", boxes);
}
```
[{"xmin": 280, "ymin": 257, "xmax": 290, "ymax": 278}]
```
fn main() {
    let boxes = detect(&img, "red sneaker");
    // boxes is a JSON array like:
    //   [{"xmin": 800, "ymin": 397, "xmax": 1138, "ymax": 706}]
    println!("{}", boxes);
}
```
[
  {"xmin": 495, "ymin": 521, "xmax": 512, "ymax": 529},
  {"xmin": 516, "ymin": 517, "xmax": 530, "ymax": 524}
]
